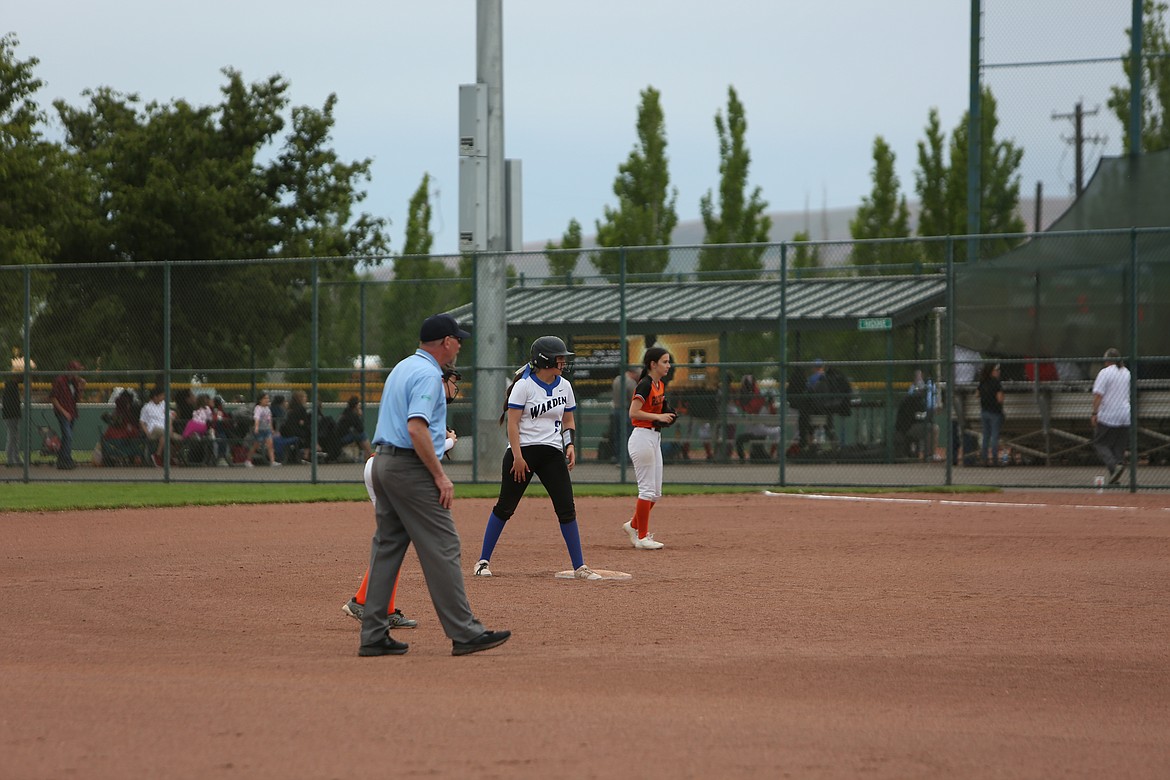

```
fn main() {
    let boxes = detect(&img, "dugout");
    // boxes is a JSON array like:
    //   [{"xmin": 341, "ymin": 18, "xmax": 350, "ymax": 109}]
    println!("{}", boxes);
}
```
[{"xmin": 447, "ymin": 273, "xmax": 946, "ymax": 460}]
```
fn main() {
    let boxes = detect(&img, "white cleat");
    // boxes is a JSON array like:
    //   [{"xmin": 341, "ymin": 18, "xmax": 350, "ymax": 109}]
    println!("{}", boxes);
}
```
[
  {"xmin": 622, "ymin": 520, "xmax": 639, "ymax": 547},
  {"xmin": 634, "ymin": 534, "xmax": 664, "ymax": 550},
  {"xmin": 574, "ymin": 565, "xmax": 603, "ymax": 580},
  {"xmin": 473, "ymin": 559, "xmax": 493, "ymax": 577}
]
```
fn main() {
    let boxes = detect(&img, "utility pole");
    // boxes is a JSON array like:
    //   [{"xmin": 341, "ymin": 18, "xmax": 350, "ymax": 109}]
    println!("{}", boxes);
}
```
[{"xmin": 1051, "ymin": 101, "xmax": 1106, "ymax": 196}]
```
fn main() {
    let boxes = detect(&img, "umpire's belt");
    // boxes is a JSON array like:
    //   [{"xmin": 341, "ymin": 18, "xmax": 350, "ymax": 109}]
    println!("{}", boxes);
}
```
[{"xmin": 375, "ymin": 444, "xmax": 418, "ymax": 457}]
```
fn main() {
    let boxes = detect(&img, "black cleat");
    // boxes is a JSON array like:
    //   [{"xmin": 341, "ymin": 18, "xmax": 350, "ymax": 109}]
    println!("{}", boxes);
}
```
[{"xmin": 452, "ymin": 629, "xmax": 511, "ymax": 656}]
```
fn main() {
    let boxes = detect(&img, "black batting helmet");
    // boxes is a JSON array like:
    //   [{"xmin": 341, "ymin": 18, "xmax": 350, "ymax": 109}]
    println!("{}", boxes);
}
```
[{"xmin": 530, "ymin": 336, "xmax": 574, "ymax": 370}]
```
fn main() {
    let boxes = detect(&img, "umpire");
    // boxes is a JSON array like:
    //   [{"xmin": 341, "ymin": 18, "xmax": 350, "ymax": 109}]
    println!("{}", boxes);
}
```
[{"xmin": 359, "ymin": 313, "xmax": 510, "ymax": 657}]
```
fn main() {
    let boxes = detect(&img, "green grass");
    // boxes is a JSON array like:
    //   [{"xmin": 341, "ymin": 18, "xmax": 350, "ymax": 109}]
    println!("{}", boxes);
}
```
[{"xmin": 0, "ymin": 480, "xmax": 995, "ymax": 513}]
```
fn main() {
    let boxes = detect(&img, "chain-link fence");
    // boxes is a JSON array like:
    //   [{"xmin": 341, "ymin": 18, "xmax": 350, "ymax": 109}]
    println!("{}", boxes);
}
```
[
  {"xmin": 3, "ymin": 230, "xmax": 1168, "ymax": 489},
  {"xmin": 982, "ymin": 0, "xmax": 1135, "ymax": 215}
]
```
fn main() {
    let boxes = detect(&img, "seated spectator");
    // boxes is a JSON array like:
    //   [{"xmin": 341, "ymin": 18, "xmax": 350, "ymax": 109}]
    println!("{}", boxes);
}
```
[
  {"xmin": 281, "ymin": 391, "xmax": 308, "ymax": 459},
  {"xmin": 182, "ymin": 394, "xmax": 213, "ymax": 438},
  {"xmin": 208, "ymin": 396, "xmax": 232, "ymax": 466},
  {"xmin": 101, "ymin": 388, "xmax": 145, "ymax": 466},
  {"xmin": 894, "ymin": 377, "xmax": 940, "ymax": 460},
  {"xmin": 336, "ymin": 396, "xmax": 372, "ymax": 459},
  {"xmin": 173, "ymin": 389, "xmax": 196, "ymax": 437},
  {"xmin": 271, "ymin": 395, "xmax": 287, "ymax": 433},
  {"xmin": 140, "ymin": 386, "xmax": 179, "ymax": 467},
  {"xmin": 316, "ymin": 402, "xmax": 342, "ymax": 462}
]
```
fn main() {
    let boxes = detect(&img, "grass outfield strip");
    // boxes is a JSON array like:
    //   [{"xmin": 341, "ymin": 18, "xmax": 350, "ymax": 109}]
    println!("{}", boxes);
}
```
[{"xmin": 0, "ymin": 482, "xmax": 995, "ymax": 513}]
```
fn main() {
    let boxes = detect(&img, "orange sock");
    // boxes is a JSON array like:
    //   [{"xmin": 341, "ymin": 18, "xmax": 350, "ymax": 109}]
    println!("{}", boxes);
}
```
[
  {"xmin": 634, "ymin": 498, "xmax": 654, "ymax": 539},
  {"xmin": 354, "ymin": 569, "xmax": 370, "ymax": 603},
  {"xmin": 354, "ymin": 569, "xmax": 401, "ymax": 612}
]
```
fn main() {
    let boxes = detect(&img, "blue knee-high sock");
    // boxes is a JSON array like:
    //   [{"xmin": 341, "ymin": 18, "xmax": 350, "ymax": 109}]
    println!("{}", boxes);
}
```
[
  {"xmin": 559, "ymin": 520, "xmax": 585, "ymax": 570},
  {"xmin": 479, "ymin": 512, "xmax": 507, "ymax": 562}
]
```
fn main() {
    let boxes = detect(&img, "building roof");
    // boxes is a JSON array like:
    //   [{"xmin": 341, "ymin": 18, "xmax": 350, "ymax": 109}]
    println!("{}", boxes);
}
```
[{"xmin": 448, "ymin": 275, "xmax": 945, "ymax": 334}]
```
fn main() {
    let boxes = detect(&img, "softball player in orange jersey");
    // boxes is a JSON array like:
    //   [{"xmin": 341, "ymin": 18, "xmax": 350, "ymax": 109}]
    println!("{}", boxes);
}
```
[{"xmin": 623, "ymin": 347, "xmax": 676, "ymax": 550}]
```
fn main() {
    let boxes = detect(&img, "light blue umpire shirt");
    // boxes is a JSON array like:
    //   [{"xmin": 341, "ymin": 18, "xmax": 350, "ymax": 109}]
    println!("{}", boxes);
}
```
[{"xmin": 372, "ymin": 349, "xmax": 448, "ymax": 459}]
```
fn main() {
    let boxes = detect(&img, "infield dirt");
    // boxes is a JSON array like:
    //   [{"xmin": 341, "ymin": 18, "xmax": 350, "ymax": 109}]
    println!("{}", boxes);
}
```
[{"xmin": 2, "ymin": 491, "xmax": 1168, "ymax": 779}]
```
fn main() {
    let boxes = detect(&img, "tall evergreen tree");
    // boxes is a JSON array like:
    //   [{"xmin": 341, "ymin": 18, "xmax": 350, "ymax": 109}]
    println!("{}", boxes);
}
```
[
  {"xmin": 544, "ymin": 218, "xmax": 582, "ymax": 283},
  {"xmin": 914, "ymin": 108, "xmax": 949, "ymax": 263},
  {"xmin": 592, "ymin": 86, "xmax": 678, "ymax": 278},
  {"xmin": 790, "ymin": 230, "xmax": 821, "ymax": 277},
  {"xmin": 947, "ymin": 89, "xmax": 1025, "ymax": 260},
  {"xmin": 1108, "ymin": 0, "xmax": 1170, "ymax": 153},
  {"xmin": 402, "ymin": 173, "xmax": 433, "ymax": 256},
  {"xmin": 914, "ymin": 89, "xmax": 1025, "ymax": 262},
  {"xmin": 850, "ymin": 136, "xmax": 913, "ymax": 273},
  {"xmin": 697, "ymin": 86, "xmax": 771, "ymax": 279}
]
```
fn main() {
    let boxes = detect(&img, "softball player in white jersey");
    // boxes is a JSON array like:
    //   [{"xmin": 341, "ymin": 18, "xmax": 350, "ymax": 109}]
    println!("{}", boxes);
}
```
[{"xmin": 474, "ymin": 336, "xmax": 601, "ymax": 580}]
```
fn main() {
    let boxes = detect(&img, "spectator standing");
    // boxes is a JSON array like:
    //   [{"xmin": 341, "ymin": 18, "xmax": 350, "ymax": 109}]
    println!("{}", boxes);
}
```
[
  {"xmin": 4, "ymin": 357, "xmax": 32, "ymax": 467},
  {"xmin": 245, "ymin": 392, "xmax": 280, "ymax": 467},
  {"xmin": 1091, "ymin": 348, "xmax": 1132, "ymax": 485},
  {"xmin": 49, "ymin": 360, "xmax": 86, "ymax": 470},
  {"xmin": 978, "ymin": 363, "xmax": 1005, "ymax": 467}
]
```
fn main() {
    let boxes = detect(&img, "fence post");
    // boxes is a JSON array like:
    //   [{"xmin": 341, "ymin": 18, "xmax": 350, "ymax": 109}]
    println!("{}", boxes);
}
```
[
  {"xmin": 163, "ymin": 259, "xmax": 172, "ymax": 482},
  {"xmin": 618, "ymin": 247, "xmax": 628, "ymax": 483},
  {"xmin": 311, "ymin": 256, "xmax": 320, "ymax": 484},
  {"xmin": 779, "ymin": 242, "xmax": 788, "ymax": 487},
  {"xmin": 944, "ymin": 236, "xmax": 955, "ymax": 485},
  {"xmin": 21, "ymin": 265, "xmax": 31, "ymax": 483},
  {"xmin": 1129, "ymin": 228, "xmax": 1138, "ymax": 491}
]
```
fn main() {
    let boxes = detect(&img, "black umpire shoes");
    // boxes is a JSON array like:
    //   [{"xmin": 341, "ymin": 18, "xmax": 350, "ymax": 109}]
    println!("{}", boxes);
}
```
[
  {"xmin": 452, "ymin": 629, "xmax": 512, "ymax": 656},
  {"xmin": 358, "ymin": 636, "xmax": 409, "ymax": 657}
]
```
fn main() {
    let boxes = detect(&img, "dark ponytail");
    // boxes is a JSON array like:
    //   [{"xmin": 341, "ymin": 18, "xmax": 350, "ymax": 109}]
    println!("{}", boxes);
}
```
[{"xmin": 498, "ymin": 365, "xmax": 530, "ymax": 425}]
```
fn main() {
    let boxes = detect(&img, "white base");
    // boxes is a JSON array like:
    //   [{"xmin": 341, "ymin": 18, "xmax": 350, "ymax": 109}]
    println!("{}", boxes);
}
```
[{"xmin": 554, "ymin": 569, "xmax": 633, "ymax": 581}]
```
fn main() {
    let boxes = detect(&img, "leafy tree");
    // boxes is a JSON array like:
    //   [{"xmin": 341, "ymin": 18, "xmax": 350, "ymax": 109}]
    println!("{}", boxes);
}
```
[
  {"xmin": 1108, "ymin": 0, "xmax": 1170, "ymax": 153},
  {"xmin": 914, "ymin": 108, "xmax": 950, "ymax": 263},
  {"xmin": 0, "ymin": 35, "xmax": 75, "ymax": 351},
  {"xmin": 914, "ymin": 89, "xmax": 1025, "ymax": 262},
  {"xmin": 698, "ymin": 86, "xmax": 771, "ymax": 279},
  {"xmin": 850, "ymin": 136, "xmax": 913, "ymax": 272},
  {"xmin": 544, "ymin": 218, "xmax": 582, "ymax": 283},
  {"xmin": 30, "ymin": 69, "xmax": 388, "ymax": 373},
  {"xmin": 947, "ymin": 88, "xmax": 1025, "ymax": 259},
  {"xmin": 402, "ymin": 173, "xmax": 433, "ymax": 257},
  {"xmin": 592, "ymin": 86, "xmax": 678, "ymax": 278},
  {"xmin": 790, "ymin": 230, "xmax": 821, "ymax": 277}
]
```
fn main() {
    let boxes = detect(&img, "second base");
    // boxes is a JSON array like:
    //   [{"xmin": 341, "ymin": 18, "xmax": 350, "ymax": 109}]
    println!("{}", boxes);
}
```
[{"xmin": 554, "ymin": 569, "xmax": 633, "ymax": 581}]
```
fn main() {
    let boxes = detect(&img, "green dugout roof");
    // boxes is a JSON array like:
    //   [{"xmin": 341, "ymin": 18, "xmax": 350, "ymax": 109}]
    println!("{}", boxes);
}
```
[{"xmin": 448, "ymin": 275, "xmax": 945, "ymax": 334}]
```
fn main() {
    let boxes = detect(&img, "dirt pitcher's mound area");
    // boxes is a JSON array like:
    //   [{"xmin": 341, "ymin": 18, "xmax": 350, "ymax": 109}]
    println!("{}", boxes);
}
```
[{"xmin": 3, "ymin": 492, "xmax": 1168, "ymax": 779}]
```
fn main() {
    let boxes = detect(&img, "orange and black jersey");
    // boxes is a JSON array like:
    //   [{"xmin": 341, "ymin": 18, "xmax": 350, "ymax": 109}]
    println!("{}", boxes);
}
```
[{"xmin": 630, "ymin": 376, "xmax": 666, "ymax": 430}]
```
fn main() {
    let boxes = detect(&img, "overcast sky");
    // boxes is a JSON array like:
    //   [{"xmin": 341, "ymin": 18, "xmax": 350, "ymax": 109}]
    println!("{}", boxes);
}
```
[{"xmin": 8, "ymin": 0, "xmax": 1133, "ymax": 254}]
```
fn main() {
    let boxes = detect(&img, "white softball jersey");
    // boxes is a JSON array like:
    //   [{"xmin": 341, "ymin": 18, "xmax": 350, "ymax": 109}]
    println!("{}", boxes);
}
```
[{"xmin": 506, "ymin": 372, "xmax": 577, "ymax": 450}]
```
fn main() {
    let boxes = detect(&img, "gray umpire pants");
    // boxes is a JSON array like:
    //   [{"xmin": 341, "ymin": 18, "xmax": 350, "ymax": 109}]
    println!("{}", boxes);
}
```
[{"xmin": 360, "ymin": 449, "xmax": 484, "ymax": 648}]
